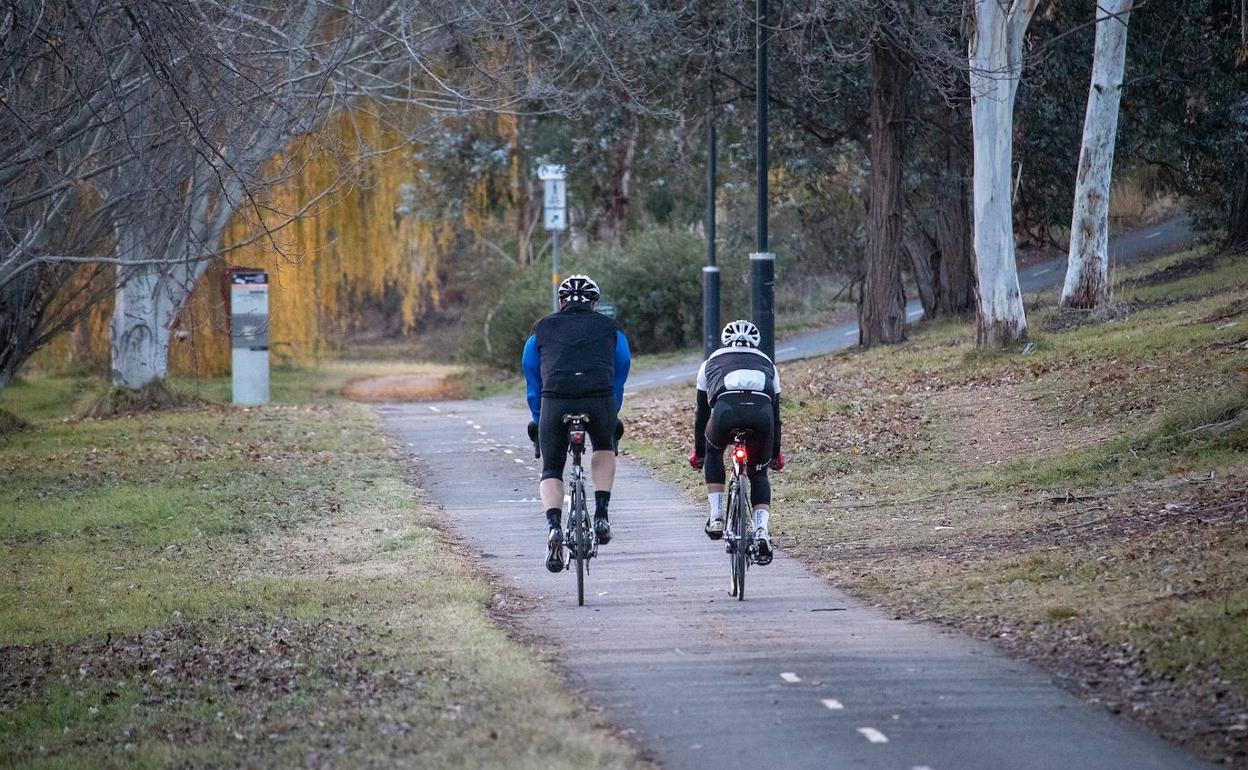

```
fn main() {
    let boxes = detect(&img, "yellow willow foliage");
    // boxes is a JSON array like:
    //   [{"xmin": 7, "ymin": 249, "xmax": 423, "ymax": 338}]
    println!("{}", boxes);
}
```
[
  {"xmin": 171, "ymin": 114, "xmax": 445, "ymax": 376},
  {"xmin": 35, "ymin": 111, "xmax": 447, "ymax": 378},
  {"xmin": 28, "ymin": 266, "xmax": 115, "ymax": 378},
  {"xmin": 36, "ymin": 107, "xmax": 523, "ymax": 379}
]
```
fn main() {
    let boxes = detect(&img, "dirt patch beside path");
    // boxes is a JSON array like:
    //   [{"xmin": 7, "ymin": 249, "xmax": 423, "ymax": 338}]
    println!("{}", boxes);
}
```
[
  {"xmin": 938, "ymin": 383, "xmax": 1114, "ymax": 467},
  {"xmin": 341, "ymin": 373, "xmax": 462, "ymax": 402}
]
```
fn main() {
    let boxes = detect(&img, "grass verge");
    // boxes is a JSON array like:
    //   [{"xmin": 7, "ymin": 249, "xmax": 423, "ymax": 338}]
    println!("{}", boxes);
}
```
[{"xmin": 0, "ymin": 370, "xmax": 641, "ymax": 768}]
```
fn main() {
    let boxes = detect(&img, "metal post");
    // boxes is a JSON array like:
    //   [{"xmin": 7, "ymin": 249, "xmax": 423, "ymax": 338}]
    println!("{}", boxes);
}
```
[
  {"xmin": 704, "ymin": 90, "xmax": 720, "ymax": 359},
  {"xmin": 551, "ymin": 230, "xmax": 560, "ymax": 312},
  {"xmin": 753, "ymin": 0, "xmax": 775, "ymax": 359},
  {"xmin": 750, "ymin": 253, "xmax": 775, "ymax": 360},
  {"xmin": 703, "ymin": 266, "xmax": 720, "ymax": 358},
  {"xmin": 756, "ymin": 0, "xmax": 768, "ymax": 255}
]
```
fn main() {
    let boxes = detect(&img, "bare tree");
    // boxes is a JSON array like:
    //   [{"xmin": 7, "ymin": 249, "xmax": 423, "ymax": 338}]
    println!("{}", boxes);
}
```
[
  {"xmin": 1061, "ymin": 0, "xmax": 1134, "ymax": 309},
  {"xmin": 860, "ymin": 38, "xmax": 912, "ymax": 347},
  {"xmin": 0, "ymin": 0, "xmax": 666, "ymax": 393},
  {"xmin": 967, "ymin": 0, "xmax": 1039, "ymax": 346}
]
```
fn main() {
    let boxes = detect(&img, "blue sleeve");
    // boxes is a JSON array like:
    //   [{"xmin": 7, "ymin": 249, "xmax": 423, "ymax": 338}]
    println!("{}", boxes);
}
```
[
  {"xmin": 522, "ymin": 334, "xmax": 541, "ymax": 423},
  {"xmin": 613, "ymin": 331, "xmax": 631, "ymax": 411}
]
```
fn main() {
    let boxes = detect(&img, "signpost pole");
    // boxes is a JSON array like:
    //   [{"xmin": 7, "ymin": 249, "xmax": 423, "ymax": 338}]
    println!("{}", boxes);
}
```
[
  {"xmin": 551, "ymin": 229, "xmax": 560, "ymax": 312},
  {"xmin": 539, "ymin": 163, "xmax": 567, "ymax": 313}
]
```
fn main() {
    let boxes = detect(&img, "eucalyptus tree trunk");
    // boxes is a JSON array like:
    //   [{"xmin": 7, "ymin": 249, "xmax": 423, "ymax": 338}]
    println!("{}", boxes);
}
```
[
  {"xmin": 597, "ymin": 114, "xmax": 640, "ymax": 244},
  {"xmin": 1062, "ymin": 0, "xmax": 1134, "ymax": 309},
  {"xmin": 860, "ymin": 39, "xmax": 911, "ymax": 348},
  {"xmin": 968, "ymin": 0, "xmax": 1038, "ymax": 347},
  {"xmin": 902, "ymin": 226, "xmax": 938, "ymax": 319},
  {"xmin": 935, "ymin": 104, "xmax": 975, "ymax": 317}
]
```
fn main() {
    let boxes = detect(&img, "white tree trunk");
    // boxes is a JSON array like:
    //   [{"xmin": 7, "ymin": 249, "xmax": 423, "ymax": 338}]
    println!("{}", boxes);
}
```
[
  {"xmin": 1061, "ymin": 0, "xmax": 1133, "ymax": 309},
  {"xmin": 969, "ymin": 0, "xmax": 1038, "ymax": 347},
  {"xmin": 109, "ymin": 242, "xmax": 177, "ymax": 389}
]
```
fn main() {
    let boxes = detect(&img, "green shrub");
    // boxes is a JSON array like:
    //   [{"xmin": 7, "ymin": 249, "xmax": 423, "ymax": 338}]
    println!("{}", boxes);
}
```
[
  {"xmin": 588, "ymin": 230, "xmax": 748, "ymax": 354},
  {"xmin": 464, "ymin": 263, "xmax": 551, "ymax": 371},
  {"xmin": 463, "ymin": 228, "xmax": 754, "ymax": 370}
]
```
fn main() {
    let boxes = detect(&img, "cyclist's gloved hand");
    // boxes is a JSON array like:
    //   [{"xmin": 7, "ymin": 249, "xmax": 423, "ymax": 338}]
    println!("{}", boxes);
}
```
[
  {"xmin": 527, "ymin": 420, "xmax": 539, "ymax": 443},
  {"xmin": 688, "ymin": 451, "xmax": 703, "ymax": 470},
  {"xmin": 614, "ymin": 419, "xmax": 625, "ymax": 442},
  {"xmin": 770, "ymin": 452, "xmax": 785, "ymax": 472}
]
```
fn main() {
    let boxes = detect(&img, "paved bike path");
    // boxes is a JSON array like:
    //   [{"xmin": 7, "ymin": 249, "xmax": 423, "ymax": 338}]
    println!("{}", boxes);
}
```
[{"xmin": 379, "ymin": 398, "xmax": 1207, "ymax": 769}]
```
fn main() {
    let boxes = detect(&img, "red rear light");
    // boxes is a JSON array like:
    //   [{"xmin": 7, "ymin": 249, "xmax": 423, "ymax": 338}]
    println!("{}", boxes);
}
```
[
  {"xmin": 734, "ymin": 447, "xmax": 747, "ymax": 461},
  {"xmin": 570, "ymin": 431, "xmax": 585, "ymax": 445}
]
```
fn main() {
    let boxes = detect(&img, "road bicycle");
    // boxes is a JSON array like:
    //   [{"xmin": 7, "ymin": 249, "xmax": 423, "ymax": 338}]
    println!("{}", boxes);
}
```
[
  {"xmin": 724, "ymin": 429, "xmax": 757, "ymax": 600},
  {"xmin": 533, "ymin": 413, "xmax": 597, "ymax": 606}
]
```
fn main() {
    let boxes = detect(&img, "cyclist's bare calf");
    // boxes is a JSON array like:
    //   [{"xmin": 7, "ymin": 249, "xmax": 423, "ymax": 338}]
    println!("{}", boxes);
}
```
[{"xmin": 539, "ymin": 450, "xmax": 615, "ymax": 511}]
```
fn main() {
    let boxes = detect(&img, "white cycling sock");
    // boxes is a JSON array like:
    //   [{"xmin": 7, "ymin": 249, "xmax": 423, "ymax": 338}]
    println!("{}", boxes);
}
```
[
  {"xmin": 753, "ymin": 508, "xmax": 770, "ymax": 533},
  {"xmin": 708, "ymin": 492, "xmax": 724, "ymax": 521}
]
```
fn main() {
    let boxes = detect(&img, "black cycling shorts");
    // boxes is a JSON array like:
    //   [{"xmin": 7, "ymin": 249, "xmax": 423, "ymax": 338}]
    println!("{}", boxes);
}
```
[
  {"xmin": 704, "ymin": 392, "xmax": 774, "ymax": 504},
  {"xmin": 538, "ymin": 395, "xmax": 617, "ymax": 481}
]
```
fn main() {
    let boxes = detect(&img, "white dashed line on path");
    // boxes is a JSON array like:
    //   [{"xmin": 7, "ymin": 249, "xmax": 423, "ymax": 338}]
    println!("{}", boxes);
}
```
[
  {"xmin": 912, "ymin": 766, "xmax": 935, "ymax": 770},
  {"xmin": 428, "ymin": 405, "xmax": 441, "ymax": 412},
  {"xmin": 1145, "ymin": 231, "xmax": 1162, "ymax": 239},
  {"xmin": 777, "ymin": 346, "xmax": 798, "ymax": 354},
  {"xmin": 857, "ymin": 727, "xmax": 889, "ymax": 744},
  {"xmin": 843, "ymin": 330, "xmax": 857, "ymax": 337},
  {"xmin": 821, "ymin": 699, "xmax": 844, "ymax": 710},
  {"xmin": 779, "ymin": 672, "xmax": 801, "ymax": 683},
  {"xmin": 664, "ymin": 373, "xmax": 681, "ymax": 381}
]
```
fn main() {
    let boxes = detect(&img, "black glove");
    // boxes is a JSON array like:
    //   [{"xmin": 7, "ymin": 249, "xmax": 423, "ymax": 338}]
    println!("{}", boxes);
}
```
[
  {"xmin": 614, "ymin": 418, "xmax": 625, "ymax": 442},
  {"xmin": 527, "ymin": 420, "xmax": 539, "ymax": 443}
]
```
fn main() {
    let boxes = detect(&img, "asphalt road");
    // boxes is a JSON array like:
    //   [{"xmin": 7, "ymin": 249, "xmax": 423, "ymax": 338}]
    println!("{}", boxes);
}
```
[
  {"xmin": 379, "ymin": 397, "xmax": 1209, "ymax": 769},
  {"xmin": 626, "ymin": 215, "xmax": 1194, "ymax": 392}
]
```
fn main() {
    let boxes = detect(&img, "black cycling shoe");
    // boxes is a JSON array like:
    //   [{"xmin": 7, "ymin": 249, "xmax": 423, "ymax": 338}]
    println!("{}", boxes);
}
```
[
  {"xmin": 545, "ymin": 528, "xmax": 565, "ymax": 573},
  {"xmin": 593, "ymin": 514, "xmax": 612, "ymax": 545},
  {"xmin": 754, "ymin": 529, "xmax": 773, "ymax": 566}
]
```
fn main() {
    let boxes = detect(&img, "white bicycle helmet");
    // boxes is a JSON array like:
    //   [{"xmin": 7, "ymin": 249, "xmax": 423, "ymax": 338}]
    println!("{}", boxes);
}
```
[
  {"xmin": 558, "ymin": 274, "xmax": 601, "ymax": 303},
  {"xmin": 721, "ymin": 319, "xmax": 761, "ymax": 348}
]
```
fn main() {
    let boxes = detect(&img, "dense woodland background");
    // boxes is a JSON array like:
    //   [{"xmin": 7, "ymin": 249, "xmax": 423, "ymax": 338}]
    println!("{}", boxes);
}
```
[{"xmin": 2, "ymin": 0, "xmax": 1245, "ymax": 386}]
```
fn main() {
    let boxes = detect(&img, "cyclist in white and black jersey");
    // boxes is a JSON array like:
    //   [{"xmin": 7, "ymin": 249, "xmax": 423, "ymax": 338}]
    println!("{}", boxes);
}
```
[{"xmin": 687, "ymin": 320, "xmax": 785, "ymax": 565}]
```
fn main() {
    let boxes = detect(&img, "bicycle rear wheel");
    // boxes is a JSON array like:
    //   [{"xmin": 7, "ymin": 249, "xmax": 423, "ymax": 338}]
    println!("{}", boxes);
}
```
[
  {"xmin": 726, "ymin": 479, "xmax": 745, "ymax": 599},
  {"xmin": 571, "ymin": 485, "xmax": 586, "ymax": 606},
  {"xmin": 732, "ymin": 481, "xmax": 749, "ymax": 601}
]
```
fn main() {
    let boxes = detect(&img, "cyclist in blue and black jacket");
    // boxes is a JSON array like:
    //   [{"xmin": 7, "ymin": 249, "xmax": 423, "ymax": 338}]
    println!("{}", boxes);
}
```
[{"xmin": 522, "ymin": 275, "xmax": 631, "ymax": 572}]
